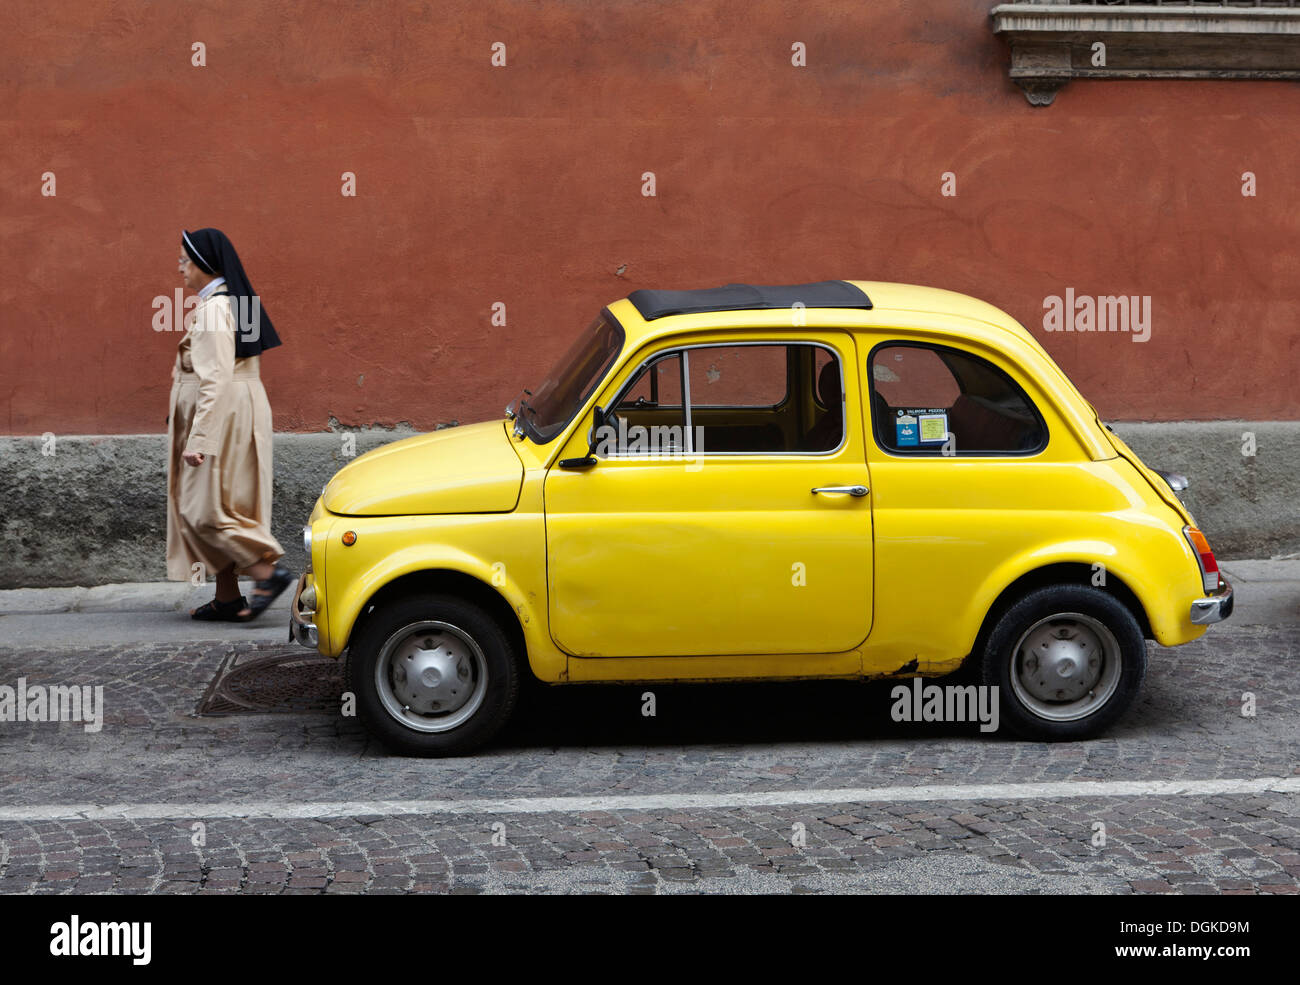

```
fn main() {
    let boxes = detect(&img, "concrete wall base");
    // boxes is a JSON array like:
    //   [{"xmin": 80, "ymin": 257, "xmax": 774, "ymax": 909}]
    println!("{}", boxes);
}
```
[
  {"xmin": 0, "ymin": 422, "xmax": 1294, "ymax": 588},
  {"xmin": 0, "ymin": 430, "xmax": 417, "ymax": 589}
]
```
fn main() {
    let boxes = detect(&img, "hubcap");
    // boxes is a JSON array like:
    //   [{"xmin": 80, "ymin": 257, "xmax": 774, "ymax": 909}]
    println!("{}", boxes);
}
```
[
  {"xmin": 374, "ymin": 621, "xmax": 488, "ymax": 733},
  {"xmin": 1009, "ymin": 612, "xmax": 1122, "ymax": 722}
]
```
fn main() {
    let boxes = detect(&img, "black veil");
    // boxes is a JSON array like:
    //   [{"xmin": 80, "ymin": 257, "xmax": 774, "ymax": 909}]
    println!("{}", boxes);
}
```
[{"xmin": 182, "ymin": 228, "xmax": 282, "ymax": 357}]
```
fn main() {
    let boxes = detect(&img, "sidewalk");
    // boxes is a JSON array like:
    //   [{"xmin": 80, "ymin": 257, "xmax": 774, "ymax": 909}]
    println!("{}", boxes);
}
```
[
  {"xmin": 0, "ymin": 578, "xmax": 294, "ymax": 648},
  {"xmin": 1216, "ymin": 559, "xmax": 1300, "ymax": 624},
  {"xmin": 0, "ymin": 561, "xmax": 1294, "ymax": 650}
]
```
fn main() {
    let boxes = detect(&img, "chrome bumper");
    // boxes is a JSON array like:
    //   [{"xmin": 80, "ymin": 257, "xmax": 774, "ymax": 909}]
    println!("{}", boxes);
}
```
[
  {"xmin": 1190, "ymin": 576, "xmax": 1234, "ymax": 625},
  {"xmin": 288, "ymin": 572, "xmax": 320, "ymax": 648}
]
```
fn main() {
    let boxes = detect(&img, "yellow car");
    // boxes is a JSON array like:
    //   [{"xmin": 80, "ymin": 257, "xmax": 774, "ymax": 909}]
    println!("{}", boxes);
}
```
[{"xmin": 290, "ymin": 280, "xmax": 1232, "ymax": 755}]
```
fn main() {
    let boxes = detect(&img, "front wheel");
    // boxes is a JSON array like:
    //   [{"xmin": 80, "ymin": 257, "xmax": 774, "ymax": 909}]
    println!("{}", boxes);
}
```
[
  {"xmin": 981, "ymin": 585, "xmax": 1147, "ymax": 741},
  {"xmin": 348, "ymin": 594, "xmax": 520, "ymax": 756}
]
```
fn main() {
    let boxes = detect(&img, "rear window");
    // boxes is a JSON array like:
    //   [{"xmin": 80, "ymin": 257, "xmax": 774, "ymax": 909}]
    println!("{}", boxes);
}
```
[{"xmin": 869, "ymin": 343, "xmax": 1047, "ymax": 455}]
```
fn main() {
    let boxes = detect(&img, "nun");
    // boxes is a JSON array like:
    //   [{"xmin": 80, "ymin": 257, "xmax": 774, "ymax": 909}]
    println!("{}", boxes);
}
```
[{"xmin": 167, "ymin": 227, "xmax": 293, "ymax": 621}]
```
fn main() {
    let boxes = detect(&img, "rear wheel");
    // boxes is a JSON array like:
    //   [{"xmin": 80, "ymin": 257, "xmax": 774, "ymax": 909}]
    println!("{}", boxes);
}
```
[
  {"xmin": 981, "ymin": 584, "xmax": 1146, "ymax": 741},
  {"xmin": 348, "ymin": 594, "xmax": 519, "ymax": 756}
]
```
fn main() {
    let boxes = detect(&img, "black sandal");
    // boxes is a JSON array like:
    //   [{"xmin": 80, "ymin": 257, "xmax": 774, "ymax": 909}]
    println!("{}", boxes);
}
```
[
  {"xmin": 191, "ymin": 595, "xmax": 248, "ymax": 621},
  {"xmin": 238, "ymin": 565, "xmax": 295, "ymax": 622}
]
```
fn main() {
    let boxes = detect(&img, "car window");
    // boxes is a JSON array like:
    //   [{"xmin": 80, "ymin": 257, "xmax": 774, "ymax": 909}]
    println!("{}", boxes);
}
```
[
  {"xmin": 686, "ymin": 345, "xmax": 787, "ymax": 407},
  {"xmin": 872, "ymin": 347, "xmax": 960, "ymax": 408},
  {"xmin": 598, "ymin": 353, "xmax": 688, "ymax": 457},
  {"xmin": 517, "ymin": 310, "xmax": 623, "ymax": 443},
  {"xmin": 687, "ymin": 343, "xmax": 842, "ymax": 454},
  {"xmin": 603, "ymin": 342, "xmax": 844, "ymax": 456},
  {"xmin": 869, "ymin": 343, "xmax": 1046, "ymax": 455},
  {"xmin": 616, "ymin": 353, "xmax": 683, "ymax": 411}
]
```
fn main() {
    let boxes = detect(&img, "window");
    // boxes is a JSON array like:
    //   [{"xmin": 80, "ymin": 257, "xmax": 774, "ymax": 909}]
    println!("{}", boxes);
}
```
[
  {"xmin": 687, "ymin": 344, "xmax": 787, "ymax": 407},
  {"xmin": 603, "ymin": 342, "xmax": 843, "ymax": 456},
  {"xmin": 517, "ymin": 310, "xmax": 623, "ymax": 443},
  {"xmin": 603, "ymin": 352, "xmax": 689, "ymax": 455},
  {"xmin": 869, "ymin": 343, "xmax": 1046, "ymax": 455},
  {"xmin": 617, "ymin": 352, "xmax": 684, "ymax": 411}
]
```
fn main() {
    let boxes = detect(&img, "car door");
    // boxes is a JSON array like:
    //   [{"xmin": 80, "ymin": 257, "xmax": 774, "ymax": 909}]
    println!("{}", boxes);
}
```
[{"xmin": 543, "ymin": 333, "xmax": 873, "ymax": 658}]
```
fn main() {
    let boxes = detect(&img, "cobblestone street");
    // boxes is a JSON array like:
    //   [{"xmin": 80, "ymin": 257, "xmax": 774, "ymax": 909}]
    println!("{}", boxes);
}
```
[{"xmin": 1, "ymin": 625, "xmax": 1296, "ymax": 894}]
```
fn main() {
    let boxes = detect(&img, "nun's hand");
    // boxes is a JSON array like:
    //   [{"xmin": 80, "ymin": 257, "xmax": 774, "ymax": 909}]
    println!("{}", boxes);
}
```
[{"xmin": 183, "ymin": 451, "xmax": 205, "ymax": 467}]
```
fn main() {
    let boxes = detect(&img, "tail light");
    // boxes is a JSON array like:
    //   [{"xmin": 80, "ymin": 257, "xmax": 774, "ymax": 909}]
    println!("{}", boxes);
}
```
[{"xmin": 1183, "ymin": 525, "xmax": 1220, "ymax": 594}]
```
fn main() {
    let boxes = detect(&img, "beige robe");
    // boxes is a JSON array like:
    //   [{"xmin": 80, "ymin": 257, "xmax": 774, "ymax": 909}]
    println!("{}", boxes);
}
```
[{"xmin": 166, "ymin": 291, "xmax": 284, "ymax": 580}]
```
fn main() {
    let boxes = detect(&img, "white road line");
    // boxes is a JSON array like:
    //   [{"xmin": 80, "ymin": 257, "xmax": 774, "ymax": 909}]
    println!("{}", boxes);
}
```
[{"xmin": 1, "ymin": 777, "xmax": 1297, "ymax": 822}]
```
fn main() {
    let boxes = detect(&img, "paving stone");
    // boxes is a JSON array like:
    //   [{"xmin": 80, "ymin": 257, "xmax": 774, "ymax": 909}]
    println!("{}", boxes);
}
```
[{"xmin": 0, "ymin": 627, "xmax": 1297, "ymax": 894}]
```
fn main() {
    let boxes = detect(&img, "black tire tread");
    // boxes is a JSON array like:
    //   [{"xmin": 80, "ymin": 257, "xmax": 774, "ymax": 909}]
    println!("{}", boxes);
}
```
[
  {"xmin": 347, "ymin": 593, "xmax": 520, "ymax": 756},
  {"xmin": 981, "ymin": 584, "xmax": 1147, "ymax": 742}
]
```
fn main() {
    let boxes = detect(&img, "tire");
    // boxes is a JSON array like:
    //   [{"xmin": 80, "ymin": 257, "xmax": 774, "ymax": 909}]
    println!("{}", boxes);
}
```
[
  {"xmin": 980, "ymin": 584, "xmax": 1146, "ymax": 741},
  {"xmin": 347, "ymin": 593, "xmax": 520, "ymax": 756}
]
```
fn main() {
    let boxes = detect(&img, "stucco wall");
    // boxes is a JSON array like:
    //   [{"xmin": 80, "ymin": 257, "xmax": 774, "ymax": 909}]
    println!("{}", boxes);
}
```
[{"xmin": 2, "ymin": 0, "xmax": 1298, "ymax": 438}]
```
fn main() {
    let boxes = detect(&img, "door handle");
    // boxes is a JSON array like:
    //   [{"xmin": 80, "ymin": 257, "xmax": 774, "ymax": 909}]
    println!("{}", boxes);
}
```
[{"xmin": 811, "ymin": 484, "xmax": 869, "ymax": 497}]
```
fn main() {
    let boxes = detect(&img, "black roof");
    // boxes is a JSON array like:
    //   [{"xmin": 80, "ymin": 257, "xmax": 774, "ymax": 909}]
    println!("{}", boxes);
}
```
[{"xmin": 626, "ymin": 280, "xmax": 873, "ymax": 321}]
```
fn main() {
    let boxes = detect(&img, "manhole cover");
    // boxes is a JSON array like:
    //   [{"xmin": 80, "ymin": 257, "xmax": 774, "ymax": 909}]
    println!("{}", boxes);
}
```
[{"xmin": 196, "ymin": 648, "xmax": 345, "ymax": 716}]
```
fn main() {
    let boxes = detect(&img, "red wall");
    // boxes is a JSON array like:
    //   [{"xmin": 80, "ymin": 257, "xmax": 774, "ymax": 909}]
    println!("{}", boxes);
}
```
[{"xmin": 3, "ymin": 0, "xmax": 1298, "ymax": 434}]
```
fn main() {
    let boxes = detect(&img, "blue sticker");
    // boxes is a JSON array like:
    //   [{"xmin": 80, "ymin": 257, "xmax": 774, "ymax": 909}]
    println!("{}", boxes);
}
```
[{"xmin": 895, "ymin": 413, "xmax": 918, "ymax": 447}]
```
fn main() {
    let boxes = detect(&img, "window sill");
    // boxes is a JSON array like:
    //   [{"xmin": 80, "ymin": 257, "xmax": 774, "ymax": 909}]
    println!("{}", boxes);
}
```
[{"xmin": 991, "ymin": 2, "xmax": 1300, "ymax": 105}]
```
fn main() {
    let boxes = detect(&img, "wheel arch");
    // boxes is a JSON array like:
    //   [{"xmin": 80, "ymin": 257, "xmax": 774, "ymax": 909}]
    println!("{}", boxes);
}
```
[
  {"xmin": 346, "ymin": 568, "xmax": 540, "ymax": 682},
  {"xmin": 963, "ymin": 560, "xmax": 1153, "ymax": 673}
]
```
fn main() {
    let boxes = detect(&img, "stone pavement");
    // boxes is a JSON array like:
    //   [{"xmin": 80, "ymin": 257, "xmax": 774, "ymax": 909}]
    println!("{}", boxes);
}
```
[
  {"xmin": 0, "ymin": 610, "xmax": 1297, "ymax": 893},
  {"xmin": 3, "ymin": 794, "xmax": 1297, "ymax": 895}
]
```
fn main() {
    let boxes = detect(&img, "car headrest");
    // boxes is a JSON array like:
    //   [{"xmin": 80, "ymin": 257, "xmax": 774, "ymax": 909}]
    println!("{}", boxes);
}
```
[{"xmin": 818, "ymin": 361, "xmax": 841, "ymax": 411}]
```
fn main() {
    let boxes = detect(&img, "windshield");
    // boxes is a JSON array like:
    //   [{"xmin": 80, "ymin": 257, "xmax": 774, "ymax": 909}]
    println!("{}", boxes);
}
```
[{"xmin": 514, "ymin": 309, "xmax": 623, "ymax": 443}]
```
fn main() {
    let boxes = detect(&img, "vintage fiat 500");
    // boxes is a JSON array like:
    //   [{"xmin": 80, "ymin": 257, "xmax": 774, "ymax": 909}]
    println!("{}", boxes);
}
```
[{"xmin": 290, "ymin": 280, "xmax": 1232, "ymax": 755}]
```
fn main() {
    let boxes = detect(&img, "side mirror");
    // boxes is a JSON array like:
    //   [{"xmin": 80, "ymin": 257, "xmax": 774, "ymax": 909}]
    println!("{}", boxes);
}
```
[{"xmin": 559, "ymin": 405, "xmax": 604, "ymax": 470}]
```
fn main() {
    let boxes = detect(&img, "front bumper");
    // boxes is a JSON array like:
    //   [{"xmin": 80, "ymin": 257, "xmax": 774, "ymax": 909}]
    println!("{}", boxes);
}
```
[
  {"xmin": 1190, "ymin": 575, "xmax": 1234, "ymax": 625},
  {"xmin": 288, "ymin": 572, "xmax": 319, "ymax": 648}
]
